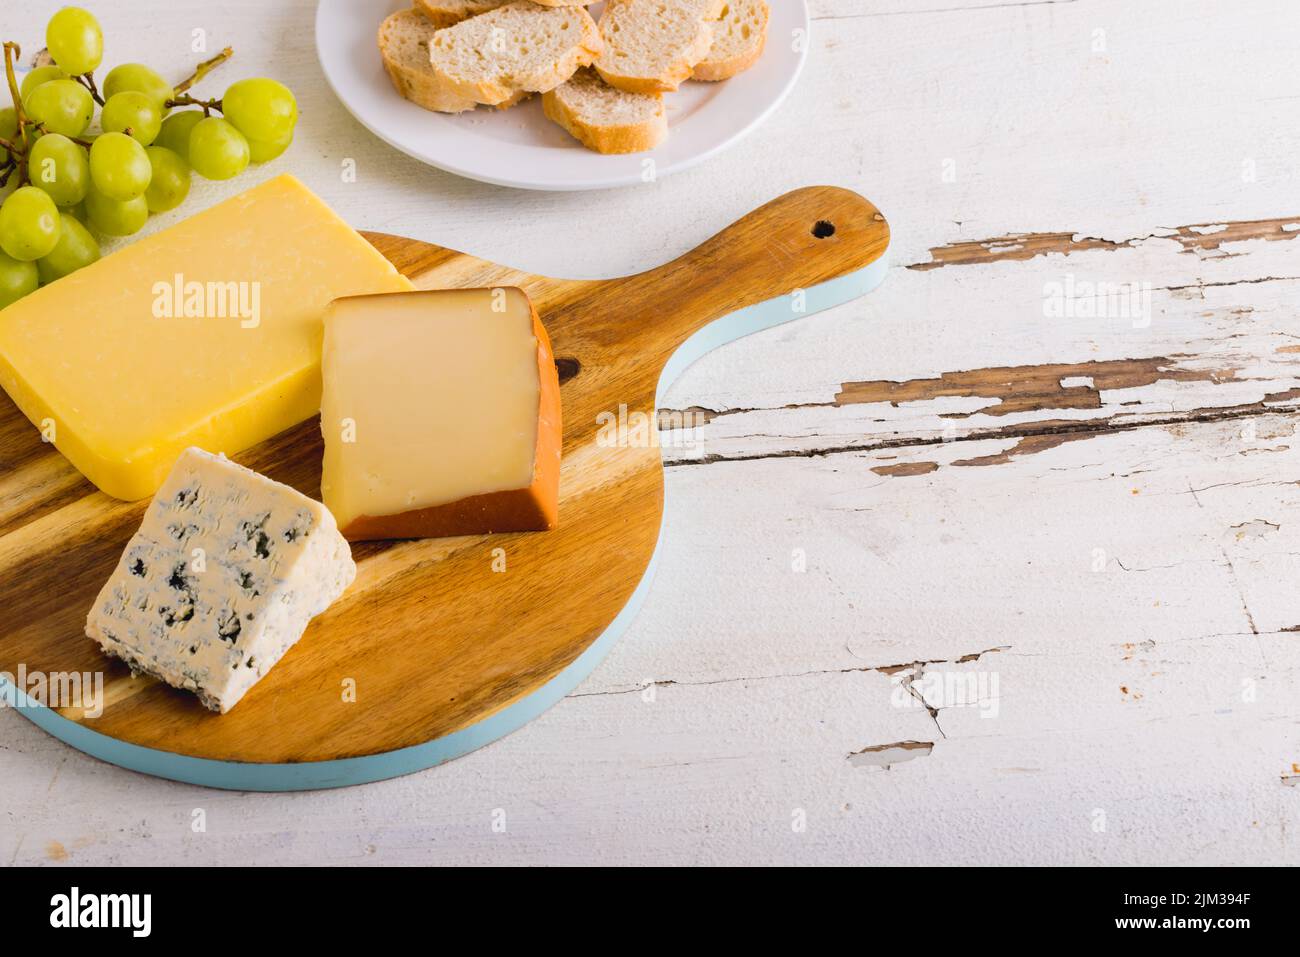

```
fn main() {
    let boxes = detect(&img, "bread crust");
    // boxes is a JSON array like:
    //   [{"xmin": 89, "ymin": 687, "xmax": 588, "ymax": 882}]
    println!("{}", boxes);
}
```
[
  {"xmin": 542, "ymin": 82, "xmax": 667, "ymax": 154},
  {"xmin": 378, "ymin": 10, "xmax": 480, "ymax": 113},
  {"xmin": 595, "ymin": 0, "xmax": 722, "ymax": 94},
  {"xmin": 412, "ymin": 0, "xmax": 503, "ymax": 30},
  {"xmin": 692, "ymin": 43, "xmax": 764, "ymax": 82},
  {"xmin": 429, "ymin": 2, "xmax": 602, "ymax": 106},
  {"xmin": 692, "ymin": 0, "xmax": 771, "ymax": 81}
]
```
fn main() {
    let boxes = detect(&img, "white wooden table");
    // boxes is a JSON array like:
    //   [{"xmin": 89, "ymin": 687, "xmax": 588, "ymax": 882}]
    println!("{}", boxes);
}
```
[{"xmin": 4, "ymin": 0, "xmax": 1299, "ymax": 866}]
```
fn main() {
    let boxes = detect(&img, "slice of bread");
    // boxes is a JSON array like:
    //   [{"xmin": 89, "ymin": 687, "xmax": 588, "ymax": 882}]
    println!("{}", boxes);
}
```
[
  {"xmin": 428, "ymin": 1, "xmax": 603, "ymax": 106},
  {"xmin": 380, "ymin": 10, "xmax": 530, "ymax": 113},
  {"xmin": 693, "ymin": 0, "xmax": 770, "ymax": 81},
  {"xmin": 595, "ymin": 0, "xmax": 725, "ymax": 94},
  {"xmin": 543, "ymin": 67, "xmax": 667, "ymax": 154},
  {"xmin": 378, "ymin": 9, "xmax": 479, "ymax": 113},
  {"xmin": 412, "ymin": 0, "xmax": 508, "ymax": 30}
]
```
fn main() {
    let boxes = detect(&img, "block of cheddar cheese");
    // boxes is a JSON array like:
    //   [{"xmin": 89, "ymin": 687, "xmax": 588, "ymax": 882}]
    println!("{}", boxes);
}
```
[
  {"xmin": 0, "ymin": 174, "xmax": 413, "ymax": 501},
  {"xmin": 320, "ymin": 288, "xmax": 561, "ymax": 541}
]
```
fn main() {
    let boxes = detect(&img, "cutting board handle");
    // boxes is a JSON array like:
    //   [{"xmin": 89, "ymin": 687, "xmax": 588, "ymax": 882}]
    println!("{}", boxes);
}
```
[{"xmin": 614, "ymin": 185, "xmax": 890, "ymax": 369}]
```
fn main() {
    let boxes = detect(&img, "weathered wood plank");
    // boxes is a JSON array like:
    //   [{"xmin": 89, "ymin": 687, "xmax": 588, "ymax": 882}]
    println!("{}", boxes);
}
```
[{"xmin": 660, "ymin": 225, "xmax": 1300, "ymax": 463}]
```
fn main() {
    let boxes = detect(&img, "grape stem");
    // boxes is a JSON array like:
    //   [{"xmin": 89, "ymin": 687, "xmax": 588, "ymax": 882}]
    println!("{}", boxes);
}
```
[
  {"xmin": 31, "ymin": 122, "xmax": 94, "ymax": 149},
  {"xmin": 2, "ymin": 41, "xmax": 30, "ymax": 185},
  {"xmin": 75, "ymin": 71, "xmax": 105, "ymax": 106},
  {"xmin": 173, "ymin": 46, "xmax": 233, "ymax": 95},
  {"xmin": 166, "ymin": 92, "xmax": 223, "ymax": 115}
]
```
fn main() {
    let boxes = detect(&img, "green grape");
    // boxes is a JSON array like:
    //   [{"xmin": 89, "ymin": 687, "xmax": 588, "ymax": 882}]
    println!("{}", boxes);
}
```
[
  {"xmin": 247, "ymin": 130, "xmax": 293, "ymax": 164},
  {"xmin": 102, "ymin": 63, "xmax": 174, "ymax": 114},
  {"xmin": 46, "ymin": 7, "xmax": 104, "ymax": 76},
  {"xmin": 88, "ymin": 132, "xmax": 152, "ymax": 201},
  {"xmin": 28, "ymin": 133, "xmax": 90, "ymax": 207},
  {"xmin": 19, "ymin": 65, "xmax": 65, "ymax": 101},
  {"xmin": 0, "ymin": 187, "xmax": 63, "ymax": 261},
  {"xmin": 221, "ymin": 78, "xmax": 298, "ymax": 143},
  {"xmin": 36, "ymin": 211, "xmax": 99, "ymax": 282},
  {"xmin": 84, "ymin": 185, "xmax": 148, "ymax": 236},
  {"xmin": 101, "ymin": 91, "xmax": 162, "ymax": 145},
  {"xmin": 143, "ymin": 146, "xmax": 190, "ymax": 212},
  {"xmin": 188, "ymin": 117, "xmax": 249, "ymax": 180},
  {"xmin": 155, "ymin": 111, "xmax": 203, "ymax": 162},
  {"xmin": 23, "ymin": 78, "xmax": 94, "ymax": 138},
  {"xmin": 0, "ymin": 250, "xmax": 40, "ymax": 308}
]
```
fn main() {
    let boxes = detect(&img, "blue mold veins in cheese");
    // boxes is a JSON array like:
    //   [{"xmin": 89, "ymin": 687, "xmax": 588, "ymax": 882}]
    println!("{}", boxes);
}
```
[{"xmin": 85, "ymin": 447, "xmax": 356, "ymax": 713}]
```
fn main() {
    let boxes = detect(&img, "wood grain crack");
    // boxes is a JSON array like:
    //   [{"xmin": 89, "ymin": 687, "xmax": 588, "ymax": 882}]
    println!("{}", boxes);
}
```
[
  {"xmin": 666, "ymin": 401, "xmax": 1300, "ymax": 468},
  {"xmin": 569, "ymin": 646, "xmax": 1010, "ymax": 699},
  {"xmin": 907, "ymin": 216, "xmax": 1300, "ymax": 271},
  {"xmin": 1163, "ymin": 275, "xmax": 1300, "ymax": 294}
]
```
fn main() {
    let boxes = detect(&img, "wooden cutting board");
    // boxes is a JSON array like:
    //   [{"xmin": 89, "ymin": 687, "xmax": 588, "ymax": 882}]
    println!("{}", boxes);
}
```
[{"xmin": 0, "ymin": 186, "xmax": 890, "ymax": 790}]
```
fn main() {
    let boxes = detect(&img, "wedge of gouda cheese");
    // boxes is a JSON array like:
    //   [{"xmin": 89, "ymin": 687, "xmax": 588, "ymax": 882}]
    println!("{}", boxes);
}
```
[
  {"xmin": 0, "ymin": 174, "xmax": 413, "ymax": 500},
  {"xmin": 320, "ymin": 288, "xmax": 561, "ymax": 540}
]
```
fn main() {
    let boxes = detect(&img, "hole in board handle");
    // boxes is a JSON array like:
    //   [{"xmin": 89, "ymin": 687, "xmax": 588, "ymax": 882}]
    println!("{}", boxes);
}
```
[
  {"xmin": 812, "ymin": 221, "xmax": 836, "ymax": 239},
  {"xmin": 555, "ymin": 357, "xmax": 581, "ymax": 383}
]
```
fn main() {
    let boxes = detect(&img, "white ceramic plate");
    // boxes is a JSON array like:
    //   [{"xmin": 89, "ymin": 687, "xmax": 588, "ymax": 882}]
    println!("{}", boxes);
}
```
[{"xmin": 314, "ymin": 0, "xmax": 809, "ymax": 191}]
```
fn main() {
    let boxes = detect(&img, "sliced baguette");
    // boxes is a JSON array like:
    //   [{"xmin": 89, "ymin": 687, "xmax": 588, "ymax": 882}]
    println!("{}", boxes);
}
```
[
  {"xmin": 411, "ymin": 0, "xmax": 586, "ymax": 33},
  {"xmin": 412, "ymin": 0, "xmax": 508, "ymax": 30},
  {"xmin": 543, "ymin": 67, "xmax": 667, "ymax": 154},
  {"xmin": 428, "ymin": 1, "xmax": 602, "ymax": 106},
  {"xmin": 378, "ymin": 9, "xmax": 479, "ymax": 113},
  {"xmin": 693, "ymin": 0, "xmax": 770, "ymax": 81},
  {"xmin": 380, "ymin": 10, "xmax": 530, "ymax": 113},
  {"xmin": 595, "ymin": 0, "xmax": 725, "ymax": 94}
]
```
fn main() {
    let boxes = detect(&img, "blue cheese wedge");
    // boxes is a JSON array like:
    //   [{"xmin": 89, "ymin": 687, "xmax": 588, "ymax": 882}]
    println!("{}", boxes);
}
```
[{"xmin": 86, "ymin": 448, "xmax": 356, "ymax": 713}]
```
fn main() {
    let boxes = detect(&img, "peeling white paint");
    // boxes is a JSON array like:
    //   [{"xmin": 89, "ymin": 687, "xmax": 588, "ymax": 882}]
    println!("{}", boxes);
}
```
[{"xmin": 848, "ymin": 742, "xmax": 935, "ymax": 770}]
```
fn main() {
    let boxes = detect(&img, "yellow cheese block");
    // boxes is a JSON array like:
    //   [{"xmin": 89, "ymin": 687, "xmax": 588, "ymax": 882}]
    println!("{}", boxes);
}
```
[{"xmin": 0, "ymin": 174, "xmax": 413, "ymax": 500}]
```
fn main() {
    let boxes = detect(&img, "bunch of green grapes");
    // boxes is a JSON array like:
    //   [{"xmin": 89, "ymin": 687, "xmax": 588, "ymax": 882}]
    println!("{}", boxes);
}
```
[{"xmin": 0, "ymin": 6, "xmax": 300, "ymax": 308}]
